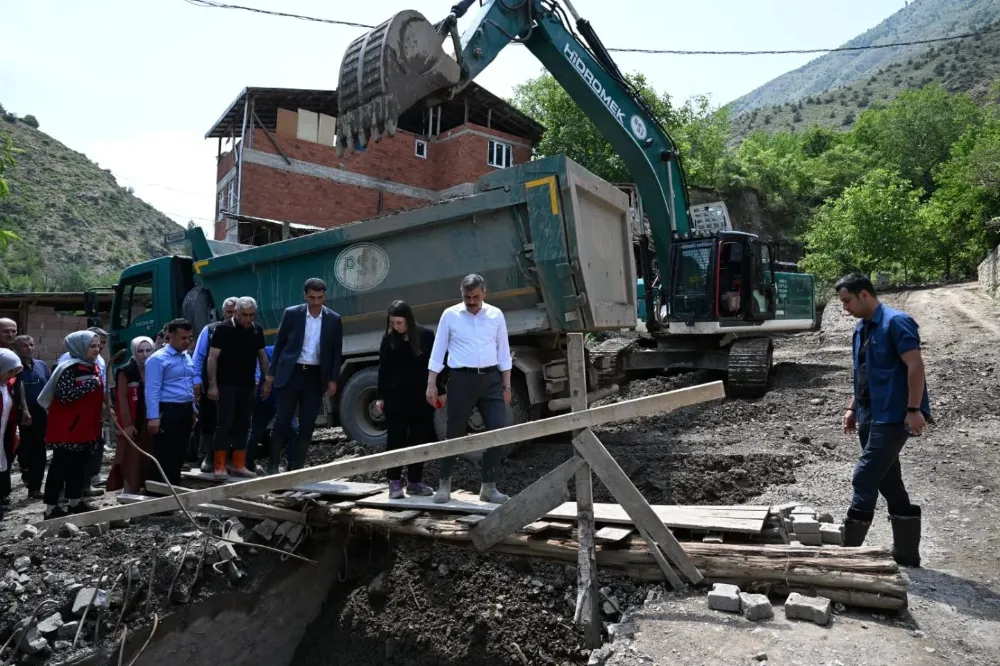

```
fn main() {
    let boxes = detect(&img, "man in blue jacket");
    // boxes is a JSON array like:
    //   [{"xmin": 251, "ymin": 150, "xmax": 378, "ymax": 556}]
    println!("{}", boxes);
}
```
[
  {"xmin": 836, "ymin": 273, "xmax": 931, "ymax": 567},
  {"xmin": 246, "ymin": 344, "xmax": 297, "ymax": 472}
]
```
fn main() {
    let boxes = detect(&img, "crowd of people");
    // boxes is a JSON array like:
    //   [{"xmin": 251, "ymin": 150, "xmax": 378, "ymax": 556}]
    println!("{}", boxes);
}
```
[{"xmin": 0, "ymin": 273, "xmax": 518, "ymax": 524}]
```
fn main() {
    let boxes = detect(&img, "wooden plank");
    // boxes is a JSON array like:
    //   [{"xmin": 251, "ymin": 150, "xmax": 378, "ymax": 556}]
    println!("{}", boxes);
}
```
[
  {"xmin": 358, "ymin": 489, "xmax": 495, "ymax": 513},
  {"xmin": 32, "ymin": 382, "xmax": 726, "ymax": 531},
  {"xmin": 595, "ymin": 526, "xmax": 634, "ymax": 544},
  {"xmin": 145, "ymin": 481, "xmax": 306, "ymax": 524},
  {"xmin": 291, "ymin": 480, "xmax": 386, "ymax": 498},
  {"xmin": 519, "ymin": 522, "xmax": 552, "ymax": 534},
  {"xmin": 544, "ymin": 503, "xmax": 767, "ymax": 534},
  {"xmin": 568, "ymin": 332, "xmax": 601, "ymax": 649},
  {"xmin": 573, "ymin": 428, "xmax": 702, "ymax": 585},
  {"xmin": 470, "ymin": 457, "xmax": 584, "ymax": 551}
]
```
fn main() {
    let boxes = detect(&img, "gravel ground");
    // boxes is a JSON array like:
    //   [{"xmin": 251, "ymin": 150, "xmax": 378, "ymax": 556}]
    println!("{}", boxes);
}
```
[{"xmin": 3, "ymin": 282, "xmax": 998, "ymax": 665}]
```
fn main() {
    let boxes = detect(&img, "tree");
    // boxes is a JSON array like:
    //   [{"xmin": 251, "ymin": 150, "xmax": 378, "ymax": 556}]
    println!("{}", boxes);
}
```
[
  {"xmin": 672, "ymin": 95, "xmax": 731, "ymax": 188},
  {"xmin": 510, "ymin": 71, "xmax": 679, "ymax": 183},
  {"xmin": 21, "ymin": 115, "xmax": 39, "ymax": 129},
  {"xmin": 801, "ymin": 169, "xmax": 923, "ymax": 281}
]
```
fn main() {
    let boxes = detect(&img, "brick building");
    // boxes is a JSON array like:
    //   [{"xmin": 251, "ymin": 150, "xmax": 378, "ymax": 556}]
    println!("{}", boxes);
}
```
[
  {"xmin": 205, "ymin": 85, "xmax": 544, "ymax": 244},
  {"xmin": 0, "ymin": 292, "xmax": 113, "ymax": 366}
]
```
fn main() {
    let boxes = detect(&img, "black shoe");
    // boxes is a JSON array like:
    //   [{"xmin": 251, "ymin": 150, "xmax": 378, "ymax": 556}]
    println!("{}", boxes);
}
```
[
  {"xmin": 69, "ymin": 502, "xmax": 97, "ymax": 514},
  {"xmin": 0, "ymin": 495, "xmax": 9, "ymax": 507},
  {"xmin": 843, "ymin": 507, "xmax": 874, "ymax": 547},
  {"xmin": 27, "ymin": 490, "xmax": 45, "ymax": 501},
  {"xmin": 888, "ymin": 505, "xmax": 921, "ymax": 567},
  {"xmin": 44, "ymin": 507, "xmax": 69, "ymax": 520}
]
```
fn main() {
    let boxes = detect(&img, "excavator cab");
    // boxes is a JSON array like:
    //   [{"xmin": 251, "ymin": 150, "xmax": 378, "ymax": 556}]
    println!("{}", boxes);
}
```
[{"xmin": 667, "ymin": 232, "xmax": 777, "ymax": 325}]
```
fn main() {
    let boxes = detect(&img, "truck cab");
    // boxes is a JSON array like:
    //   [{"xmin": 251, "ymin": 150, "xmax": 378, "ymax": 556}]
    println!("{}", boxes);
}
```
[{"xmin": 107, "ymin": 256, "xmax": 195, "ymax": 358}]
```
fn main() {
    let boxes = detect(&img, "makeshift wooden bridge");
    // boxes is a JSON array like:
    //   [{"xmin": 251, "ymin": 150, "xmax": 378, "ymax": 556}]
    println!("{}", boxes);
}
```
[{"xmin": 34, "ymin": 334, "xmax": 908, "ymax": 645}]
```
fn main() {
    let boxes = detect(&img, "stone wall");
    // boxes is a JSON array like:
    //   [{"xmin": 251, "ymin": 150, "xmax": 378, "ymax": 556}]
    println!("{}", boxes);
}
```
[
  {"xmin": 979, "ymin": 245, "xmax": 1000, "ymax": 300},
  {"xmin": 23, "ymin": 305, "xmax": 93, "ymax": 367}
]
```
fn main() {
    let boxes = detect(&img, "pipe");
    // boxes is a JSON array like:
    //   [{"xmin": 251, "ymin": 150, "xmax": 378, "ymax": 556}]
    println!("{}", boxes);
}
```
[{"xmin": 548, "ymin": 384, "xmax": 619, "ymax": 412}]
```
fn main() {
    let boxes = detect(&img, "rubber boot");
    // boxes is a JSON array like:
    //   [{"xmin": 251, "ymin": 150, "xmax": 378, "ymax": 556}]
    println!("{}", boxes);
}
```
[
  {"xmin": 842, "ymin": 507, "xmax": 874, "ymax": 547},
  {"xmin": 229, "ymin": 450, "xmax": 256, "ymax": 478},
  {"xmin": 433, "ymin": 478, "xmax": 452, "ymax": 504},
  {"xmin": 888, "ymin": 505, "xmax": 921, "ymax": 567},
  {"xmin": 479, "ymin": 482, "xmax": 509, "ymax": 504},
  {"xmin": 213, "ymin": 451, "xmax": 230, "ymax": 480},
  {"xmin": 199, "ymin": 433, "xmax": 215, "ymax": 474}
]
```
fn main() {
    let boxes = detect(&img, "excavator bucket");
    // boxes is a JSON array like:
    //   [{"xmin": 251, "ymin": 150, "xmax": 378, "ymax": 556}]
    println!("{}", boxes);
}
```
[{"xmin": 336, "ymin": 10, "xmax": 462, "ymax": 155}]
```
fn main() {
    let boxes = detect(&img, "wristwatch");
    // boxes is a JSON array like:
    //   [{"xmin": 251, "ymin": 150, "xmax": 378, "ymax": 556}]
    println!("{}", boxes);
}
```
[{"xmin": 906, "ymin": 407, "xmax": 921, "ymax": 413}]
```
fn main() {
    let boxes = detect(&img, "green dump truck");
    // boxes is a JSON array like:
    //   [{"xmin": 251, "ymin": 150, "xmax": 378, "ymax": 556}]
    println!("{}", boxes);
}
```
[{"xmin": 104, "ymin": 155, "xmax": 814, "ymax": 446}]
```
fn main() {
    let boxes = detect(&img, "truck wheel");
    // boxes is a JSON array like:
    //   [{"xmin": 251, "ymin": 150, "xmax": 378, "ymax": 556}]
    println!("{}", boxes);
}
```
[
  {"xmin": 338, "ymin": 366, "xmax": 388, "ymax": 448},
  {"xmin": 433, "ymin": 375, "xmax": 531, "ymax": 464},
  {"xmin": 181, "ymin": 286, "xmax": 217, "ymax": 339}
]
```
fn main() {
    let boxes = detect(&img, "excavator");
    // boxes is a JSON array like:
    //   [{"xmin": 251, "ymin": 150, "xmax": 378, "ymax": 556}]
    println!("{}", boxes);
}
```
[{"xmin": 334, "ymin": 0, "xmax": 816, "ymax": 396}]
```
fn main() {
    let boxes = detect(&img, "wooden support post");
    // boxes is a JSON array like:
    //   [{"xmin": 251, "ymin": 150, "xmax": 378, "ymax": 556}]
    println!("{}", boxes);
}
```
[
  {"xmin": 568, "ymin": 333, "xmax": 601, "ymax": 647},
  {"xmin": 33, "ymin": 382, "xmax": 725, "ymax": 531},
  {"xmin": 469, "ymin": 457, "xmax": 583, "ymax": 551},
  {"xmin": 573, "ymin": 428, "xmax": 703, "ymax": 586}
]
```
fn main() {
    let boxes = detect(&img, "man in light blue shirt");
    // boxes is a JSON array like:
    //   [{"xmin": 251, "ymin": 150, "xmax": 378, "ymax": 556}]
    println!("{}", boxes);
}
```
[
  {"xmin": 191, "ymin": 296, "xmax": 237, "ymax": 472},
  {"xmin": 144, "ymin": 319, "xmax": 196, "ymax": 485}
]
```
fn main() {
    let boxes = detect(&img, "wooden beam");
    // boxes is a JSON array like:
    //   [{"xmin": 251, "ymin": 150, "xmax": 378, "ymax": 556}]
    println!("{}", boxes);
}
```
[
  {"xmin": 33, "ymin": 382, "xmax": 725, "ymax": 531},
  {"xmin": 144, "ymin": 481, "xmax": 305, "ymax": 524},
  {"xmin": 568, "ymin": 333, "xmax": 601, "ymax": 647},
  {"xmin": 469, "ymin": 457, "xmax": 583, "ymax": 551},
  {"xmin": 573, "ymin": 428, "xmax": 703, "ymax": 586}
]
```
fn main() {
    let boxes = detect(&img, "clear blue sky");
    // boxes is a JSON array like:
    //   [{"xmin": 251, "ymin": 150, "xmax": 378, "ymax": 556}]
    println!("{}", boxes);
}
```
[{"xmin": 0, "ymin": 0, "xmax": 908, "ymax": 232}]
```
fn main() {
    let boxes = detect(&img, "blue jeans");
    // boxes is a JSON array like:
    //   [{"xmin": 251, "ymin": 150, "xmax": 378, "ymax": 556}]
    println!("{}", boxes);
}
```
[
  {"xmin": 247, "ymin": 401, "xmax": 297, "ymax": 470},
  {"xmin": 852, "ymin": 410, "xmax": 911, "ymax": 513}
]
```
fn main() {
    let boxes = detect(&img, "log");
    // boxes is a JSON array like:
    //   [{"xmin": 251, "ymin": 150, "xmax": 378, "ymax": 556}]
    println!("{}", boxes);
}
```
[{"xmin": 34, "ymin": 381, "xmax": 726, "ymax": 531}]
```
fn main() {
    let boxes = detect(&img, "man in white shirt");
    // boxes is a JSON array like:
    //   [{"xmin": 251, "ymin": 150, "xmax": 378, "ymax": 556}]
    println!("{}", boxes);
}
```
[{"xmin": 426, "ymin": 274, "xmax": 513, "ymax": 504}]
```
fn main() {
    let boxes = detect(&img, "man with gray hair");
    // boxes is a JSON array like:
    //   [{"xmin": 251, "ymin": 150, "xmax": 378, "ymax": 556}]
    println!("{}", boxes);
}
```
[
  {"xmin": 427, "ymin": 273, "xmax": 513, "ymax": 504},
  {"xmin": 207, "ymin": 296, "xmax": 268, "ymax": 479},
  {"xmin": 192, "ymin": 296, "xmax": 238, "ymax": 472}
]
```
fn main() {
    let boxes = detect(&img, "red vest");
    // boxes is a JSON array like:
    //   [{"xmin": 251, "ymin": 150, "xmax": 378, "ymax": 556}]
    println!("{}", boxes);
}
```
[{"xmin": 45, "ymin": 365, "xmax": 104, "ymax": 445}]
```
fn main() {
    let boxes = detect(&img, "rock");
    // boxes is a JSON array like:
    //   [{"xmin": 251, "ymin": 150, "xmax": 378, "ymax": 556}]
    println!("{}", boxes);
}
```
[
  {"xmin": 14, "ymin": 584, "xmax": 25, "ymax": 596},
  {"xmin": 587, "ymin": 646, "xmax": 612, "ymax": 666},
  {"xmin": 739, "ymin": 592, "xmax": 773, "ymax": 621},
  {"xmin": 810, "ymin": 398, "xmax": 825, "ymax": 406},
  {"xmin": 784, "ymin": 592, "xmax": 832, "ymax": 626},
  {"xmin": 252, "ymin": 519, "xmax": 279, "ymax": 541},
  {"xmin": 833, "ymin": 602, "xmax": 846, "ymax": 614},
  {"xmin": 797, "ymin": 435, "xmax": 812, "ymax": 444},
  {"xmin": 438, "ymin": 564, "xmax": 450, "ymax": 577},
  {"xmin": 54, "ymin": 640, "xmax": 72, "ymax": 651},
  {"xmin": 57, "ymin": 621, "xmax": 79, "ymax": 639},
  {"xmin": 14, "ymin": 556, "xmax": 32, "ymax": 572},
  {"xmin": 602, "ymin": 601, "xmax": 619, "ymax": 616},
  {"xmin": 285, "ymin": 523, "xmax": 304, "ymax": 545},
  {"xmin": 65, "ymin": 583, "xmax": 83, "ymax": 595},
  {"xmin": 43, "ymin": 573, "xmax": 60, "ymax": 586},
  {"xmin": 822, "ymin": 440, "xmax": 837, "ymax": 450},
  {"xmin": 910, "ymin": 629, "xmax": 926, "ymax": 638},
  {"xmin": 18, "ymin": 525, "xmax": 39, "ymax": 540},
  {"xmin": 367, "ymin": 573, "xmax": 388, "ymax": 600},
  {"xmin": 110, "ymin": 519, "xmax": 131, "ymax": 529},
  {"xmin": 72, "ymin": 587, "xmax": 110, "ymax": 615},
  {"xmin": 754, "ymin": 652, "xmax": 769, "ymax": 662},
  {"xmin": 37, "ymin": 612, "xmax": 64, "ymax": 635},
  {"xmin": 5, "ymin": 569, "xmax": 18, "ymax": 580},
  {"xmin": 59, "ymin": 523, "xmax": 81, "ymax": 538},
  {"xmin": 23, "ymin": 635, "xmax": 48, "ymax": 656},
  {"xmin": 817, "ymin": 512, "xmax": 834, "ymax": 523},
  {"xmin": 83, "ymin": 524, "xmax": 103, "ymax": 537},
  {"xmin": 707, "ymin": 583, "xmax": 741, "ymax": 613},
  {"xmin": 216, "ymin": 543, "xmax": 237, "ymax": 562}
]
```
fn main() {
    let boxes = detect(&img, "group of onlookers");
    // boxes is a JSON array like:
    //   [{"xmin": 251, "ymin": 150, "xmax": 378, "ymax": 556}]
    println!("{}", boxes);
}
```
[{"xmin": 0, "ymin": 272, "xmax": 518, "ymax": 524}]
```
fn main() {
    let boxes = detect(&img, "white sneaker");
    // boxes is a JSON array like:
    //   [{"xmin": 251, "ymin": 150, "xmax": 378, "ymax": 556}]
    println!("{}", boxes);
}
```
[
  {"xmin": 433, "ymin": 478, "xmax": 452, "ymax": 504},
  {"xmin": 479, "ymin": 483, "xmax": 509, "ymax": 504}
]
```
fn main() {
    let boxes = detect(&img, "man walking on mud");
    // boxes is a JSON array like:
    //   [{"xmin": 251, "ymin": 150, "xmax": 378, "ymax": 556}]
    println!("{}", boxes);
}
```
[
  {"xmin": 427, "ymin": 273, "xmax": 513, "ymax": 505},
  {"xmin": 837, "ymin": 273, "xmax": 930, "ymax": 567}
]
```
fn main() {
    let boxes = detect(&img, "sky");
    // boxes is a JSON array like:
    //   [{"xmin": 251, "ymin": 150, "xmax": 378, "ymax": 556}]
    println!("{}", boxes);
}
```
[{"xmin": 0, "ymin": 0, "xmax": 909, "ymax": 234}]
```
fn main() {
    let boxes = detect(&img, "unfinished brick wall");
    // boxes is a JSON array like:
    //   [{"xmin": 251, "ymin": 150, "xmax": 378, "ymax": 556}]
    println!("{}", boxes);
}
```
[{"xmin": 22, "ymin": 305, "xmax": 109, "ymax": 367}]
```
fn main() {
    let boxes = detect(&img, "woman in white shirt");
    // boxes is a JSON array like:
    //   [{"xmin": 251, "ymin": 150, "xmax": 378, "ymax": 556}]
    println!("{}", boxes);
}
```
[{"xmin": 0, "ymin": 348, "xmax": 24, "ymax": 522}]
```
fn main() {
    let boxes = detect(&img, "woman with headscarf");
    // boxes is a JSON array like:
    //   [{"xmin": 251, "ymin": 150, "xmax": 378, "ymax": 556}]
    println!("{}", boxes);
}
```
[
  {"xmin": 0, "ymin": 348, "xmax": 24, "ymax": 522},
  {"xmin": 107, "ymin": 336, "xmax": 155, "ymax": 494},
  {"xmin": 37, "ymin": 331, "xmax": 104, "ymax": 519}
]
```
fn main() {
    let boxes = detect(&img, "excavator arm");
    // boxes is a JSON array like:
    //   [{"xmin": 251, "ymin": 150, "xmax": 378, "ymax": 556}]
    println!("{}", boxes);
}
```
[{"xmin": 336, "ymin": 0, "xmax": 693, "ymax": 325}]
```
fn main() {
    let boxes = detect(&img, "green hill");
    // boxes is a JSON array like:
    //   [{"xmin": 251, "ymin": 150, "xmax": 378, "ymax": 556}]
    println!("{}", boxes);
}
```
[
  {"xmin": 731, "ymin": 21, "xmax": 1000, "ymax": 139},
  {"xmin": 730, "ymin": 0, "xmax": 1000, "ymax": 116},
  {"xmin": 0, "ymin": 109, "xmax": 181, "ymax": 291}
]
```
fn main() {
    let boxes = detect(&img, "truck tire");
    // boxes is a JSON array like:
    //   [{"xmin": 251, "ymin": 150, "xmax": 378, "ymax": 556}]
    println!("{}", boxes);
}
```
[
  {"xmin": 433, "ymin": 374, "xmax": 531, "ymax": 464},
  {"xmin": 338, "ymin": 366, "xmax": 388, "ymax": 448},
  {"xmin": 182, "ymin": 286, "xmax": 217, "ymax": 339}
]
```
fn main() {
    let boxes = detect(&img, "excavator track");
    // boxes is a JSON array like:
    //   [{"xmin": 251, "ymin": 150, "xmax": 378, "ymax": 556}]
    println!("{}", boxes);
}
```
[{"xmin": 726, "ymin": 337, "xmax": 774, "ymax": 398}]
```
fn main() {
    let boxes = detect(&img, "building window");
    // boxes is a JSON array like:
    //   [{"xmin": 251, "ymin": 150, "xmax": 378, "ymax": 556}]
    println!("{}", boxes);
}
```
[
  {"xmin": 228, "ymin": 182, "xmax": 236, "ymax": 211},
  {"xmin": 217, "ymin": 191, "xmax": 225, "ymax": 222},
  {"xmin": 488, "ymin": 139, "xmax": 513, "ymax": 168},
  {"xmin": 414, "ymin": 139, "xmax": 428, "ymax": 159}
]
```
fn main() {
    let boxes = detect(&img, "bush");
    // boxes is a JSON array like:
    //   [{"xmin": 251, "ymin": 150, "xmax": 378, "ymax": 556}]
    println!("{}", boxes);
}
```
[
  {"xmin": 21, "ymin": 115, "xmax": 39, "ymax": 129},
  {"xmin": 2, "ymin": 112, "xmax": 15, "ymax": 124},
  {"xmin": 842, "ymin": 113, "xmax": 856, "ymax": 126}
]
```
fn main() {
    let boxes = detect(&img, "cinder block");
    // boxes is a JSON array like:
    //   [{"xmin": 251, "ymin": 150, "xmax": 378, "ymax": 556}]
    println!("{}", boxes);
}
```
[
  {"xmin": 707, "ymin": 583, "xmax": 741, "ymax": 613},
  {"xmin": 791, "ymin": 516, "xmax": 820, "ymax": 534},
  {"xmin": 739, "ymin": 592, "xmax": 773, "ymax": 621},
  {"xmin": 795, "ymin": 532, "xmax": 822, "ymax": 546},
  {"xmin": 784, "ymin": 592, "xmax": 831, "ymax": 626},
  {"xmin": 820, "ymin": 523, "xmax": 843, "ymax": 545}
]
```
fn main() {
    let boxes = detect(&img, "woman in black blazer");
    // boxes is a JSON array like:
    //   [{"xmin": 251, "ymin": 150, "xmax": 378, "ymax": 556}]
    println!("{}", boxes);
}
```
[{"xmin": 375, "ymin": 300, "xmax": 438, "ymax": 499}]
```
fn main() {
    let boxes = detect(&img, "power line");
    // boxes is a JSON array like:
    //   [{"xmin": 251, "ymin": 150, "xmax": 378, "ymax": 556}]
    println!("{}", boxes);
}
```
[{"xmin": 179, "ymin": 0, "xmax": 1000, "ymax": 56}]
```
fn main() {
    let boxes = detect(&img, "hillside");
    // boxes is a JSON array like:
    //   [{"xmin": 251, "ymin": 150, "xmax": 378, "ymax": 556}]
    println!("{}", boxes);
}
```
[
  {"xmin": 731, "ymin": 21, "xmax": 1000, "ymax": 139},
  {"xmin": 729, "ymin": 0, "xmax": 1000, "ymax": 116},
  {"xmin": 0, "ymin": 111, "xmax": 180, "ymax": 291}
]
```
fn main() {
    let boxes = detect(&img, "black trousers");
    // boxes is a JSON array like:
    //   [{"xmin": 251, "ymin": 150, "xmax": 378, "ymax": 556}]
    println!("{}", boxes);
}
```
[
  {"xmin": 196, "ymin": 390, "xmax": 218, "ymax": 459},
  {"xmin": 149, "ymin": 402, "xmax": 194, "ymax": 485},
  {"xmin": 17, "ymin": 406, "xmax": 47, "ymax": 492},
  {"xmin": 384, "ymin": 394, "xmax": 436, "ymax": 482},
  {"xmin": 438, "ymin": 370, "xmax": 507, "ymax": 483},
  {"xmin": 215, "ymin": 384, "xmax": 255, "ymax": 454},
  {"xmin": 43, "ymin": 448, "xmax": 91, "ymax": 505},
  {"xmin": 270, "ymin": 365, "xmax": 324, "ymax": 471}
]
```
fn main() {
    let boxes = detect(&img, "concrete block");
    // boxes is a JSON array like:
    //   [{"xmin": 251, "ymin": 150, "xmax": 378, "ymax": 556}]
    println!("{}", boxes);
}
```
[
  {"xmin": 784, "ymin": 592, "xmax": 832, "ymax": 626},
  {"xmin": 820, "ymin": 523, "xmax": 844, "ymax": 545},
  {"xmin": 791, "ymin": 516, "xmax": 820, "ymax": 534},
  {"xmin": 791, "ymin": 506, "xmax": 815, "ymax": 516},
  {"xmin": 36, "ymin": 612, "xmax": 64, "ymax": 635},
  {"xmin": 72, "ymin": 588, "xmax": 109, "ymax": 615},
  {"xmin": 796, "ymin": 532, "xmax": 822, "ymax": 546},
  {"xmin": 739, "ymin": 592, "xmax": 773, "ymax": 621},
  {"xmin": 707, "ymin": 583, "xmax": 741, "ymax": 613}
]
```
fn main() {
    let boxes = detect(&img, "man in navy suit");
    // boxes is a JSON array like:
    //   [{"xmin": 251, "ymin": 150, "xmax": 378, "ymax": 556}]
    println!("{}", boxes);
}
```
[{"xmin": 262, "ymin": 277, "xmax": 342, "ymax": 473}]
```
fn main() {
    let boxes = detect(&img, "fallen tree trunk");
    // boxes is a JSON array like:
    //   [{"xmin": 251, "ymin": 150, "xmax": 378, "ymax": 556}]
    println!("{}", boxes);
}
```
[{"xmin": 338, "ymin": 508, "xmax": 907, "ymax": 611}]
